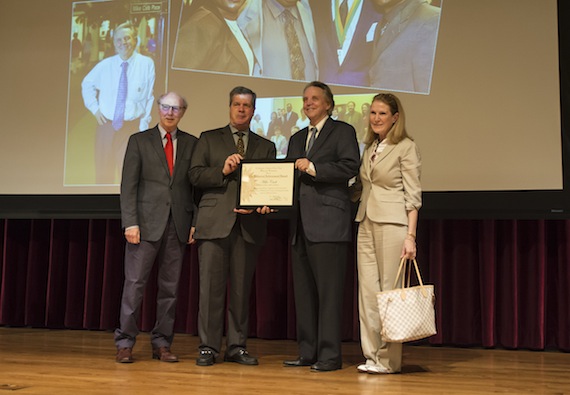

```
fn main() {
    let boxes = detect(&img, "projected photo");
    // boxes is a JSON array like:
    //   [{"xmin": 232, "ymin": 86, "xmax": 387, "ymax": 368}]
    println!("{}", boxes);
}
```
[
  {"xmin": 252, "ymin": 93, "xmax": 373, "ymax": 158},
  {"xmin": 172, "ymin": 0, "xmax": 442, "ymax": 92},
  {"xmin": 65, "ymin": 0, "xmax": 169, "ymax": 186}
]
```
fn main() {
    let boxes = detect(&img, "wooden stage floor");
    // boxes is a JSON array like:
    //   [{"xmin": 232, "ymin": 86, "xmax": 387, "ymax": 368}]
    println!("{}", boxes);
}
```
[{"xmin": 0, "ymin": 328, "xmax": 568, "ymax": 394}]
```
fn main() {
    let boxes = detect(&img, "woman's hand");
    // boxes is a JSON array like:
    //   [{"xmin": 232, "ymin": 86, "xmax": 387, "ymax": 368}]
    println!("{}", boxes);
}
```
[{"xmin": 401, "ymin": 237, "xmax": 416, "ymax": 259}]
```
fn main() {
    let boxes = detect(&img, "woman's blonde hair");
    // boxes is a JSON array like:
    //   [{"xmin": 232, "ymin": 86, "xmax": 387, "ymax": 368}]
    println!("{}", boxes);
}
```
[{"xmin": 363, "ymin": 93, "xmax": 410, "ymax": 147}]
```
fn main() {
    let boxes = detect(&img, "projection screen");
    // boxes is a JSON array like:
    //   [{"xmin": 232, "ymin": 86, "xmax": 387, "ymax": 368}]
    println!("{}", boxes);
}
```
[{"xmin": 0, "ymin": 0, "xmax": 561, "ymax": 198}]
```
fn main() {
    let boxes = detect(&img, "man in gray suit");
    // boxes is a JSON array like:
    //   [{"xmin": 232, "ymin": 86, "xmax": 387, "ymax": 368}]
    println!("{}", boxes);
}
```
[
  {"xmin": 190, "ymin": 86, "xmax": 276, "ymax": 366},
  {"xmin": 114, "ymin": 92, "xmax": 197, "ymax": 363},
  {"xmin": 284, "ymin": 81, "xmax": 360, "ymax": 372}
]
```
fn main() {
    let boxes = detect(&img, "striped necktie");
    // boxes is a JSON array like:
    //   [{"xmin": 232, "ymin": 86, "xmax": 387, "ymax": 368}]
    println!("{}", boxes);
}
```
[{"xmin": 306, "ymin": 127, "xmax": 317, "ymax": 154}]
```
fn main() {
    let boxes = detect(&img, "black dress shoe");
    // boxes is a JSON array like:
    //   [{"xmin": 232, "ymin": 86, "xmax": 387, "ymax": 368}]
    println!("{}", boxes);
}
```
[
  {"xmin": 310, "ymin": 361, "xmax": 342, "ymax": 372},
  {"xmin": 283, "ymin": 357, "xmax": 316, "ymax": 367},
  {"xmin": 224, "ymin": 349, "xmax": 258, "ymax": 365},
  {"xmin": 196, "ymin": 349, "xmax": 215, "ymax": 366}
]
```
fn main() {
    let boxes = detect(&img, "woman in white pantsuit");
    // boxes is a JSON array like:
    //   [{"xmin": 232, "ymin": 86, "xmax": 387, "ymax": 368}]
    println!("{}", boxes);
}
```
[{"xmin": 353, "ymin": 93, "xmax": 422, "ymax": 374}]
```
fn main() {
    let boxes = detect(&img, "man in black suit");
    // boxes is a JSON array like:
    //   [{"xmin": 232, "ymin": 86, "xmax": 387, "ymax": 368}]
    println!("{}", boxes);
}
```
[
  {"xmin": 190, "ymin": 86, "xmax": 276, "ymax": 366},
  {"xmin": 284, "ymin": 81, "xmax": 360, "ymax": 371},
  {"xmin": 114, "ymin": 92, "xmax": 197, "ymax": 363}
]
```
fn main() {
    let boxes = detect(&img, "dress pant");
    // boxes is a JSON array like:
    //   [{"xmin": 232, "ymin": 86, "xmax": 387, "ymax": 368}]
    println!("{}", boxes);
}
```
[
  {"xmin": 197, "ymin": 221, "xmax": 260, "ymax": 357},
  {"xmin": 94, "ymin": 119, "xmax": 138, "ymax": 184},
  {"xmin": 291, "ymin": 219, "xmax": 348, "ymax": 366},
  {"xmin": 114, "ymin": 217, "xmax": 186, "ymax": 349},
  {"xmin": 357, "ymin": 216, "xmax": 405, "ymax": 372}
]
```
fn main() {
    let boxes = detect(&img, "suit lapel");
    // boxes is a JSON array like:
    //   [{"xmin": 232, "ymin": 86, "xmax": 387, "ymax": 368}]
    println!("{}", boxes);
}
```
[
  {"xmin": 148, "ymin": 127, "xmax": 170, "ymax": 176},
  {"xmin": 370, "ymin": 143, "xmax": 396, "ymax": 172},
  {"xmin": 247, "ymin": 130, "xmax": 260, "ymax": 159},
  {"xmin": 296, "ymin": 126, "xmax": 309, "ymax": 158},
  {"xmin": 221, "ymin": 126, "xmax": 238, "ymax": 156},
  {"xmin": 307, "ymin": 118, "xmax": 334, "ymax": 159},
  {"xmin": 173, "ymin": 132, "xmax": 188, "ymax": 180},
  {"xmin": 375, "ymin": 0, "xmax": 418, "ymax": 55},
  {"xmin": 227, "ymin": 31, "xmax": 249, "ymax": 71},
  {"xmin": 237, "ymin": 1, "xmax": 263, "ymax": 69}
]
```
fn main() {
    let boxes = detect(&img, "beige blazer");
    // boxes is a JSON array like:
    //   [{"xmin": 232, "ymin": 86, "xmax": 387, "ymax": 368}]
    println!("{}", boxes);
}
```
[{"xmin": 355, "ymin": 137, "xmax": 422, "ymax": 225}]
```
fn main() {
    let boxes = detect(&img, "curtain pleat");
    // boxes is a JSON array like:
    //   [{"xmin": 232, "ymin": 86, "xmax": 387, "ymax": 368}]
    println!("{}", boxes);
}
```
[{"xmin": 1, "ymin": 218, "xmax": 569, "ymax": 351}]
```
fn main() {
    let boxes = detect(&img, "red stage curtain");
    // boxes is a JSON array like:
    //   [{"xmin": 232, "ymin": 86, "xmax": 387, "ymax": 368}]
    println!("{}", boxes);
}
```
[{"xmin": 1, "ymin": 218, "xmax": 569, "ymax": 351}]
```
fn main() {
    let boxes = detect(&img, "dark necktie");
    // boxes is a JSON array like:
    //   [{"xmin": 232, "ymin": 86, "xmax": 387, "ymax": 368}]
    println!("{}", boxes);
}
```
[
  {"xmin": 112, "ymin": 61, "xmax": 128, "ymax": 131},
  {"xmin": 236, "ymin": 132, "xmax": 245, "ymax": 157},
  {"xmin": 306, "ymin": 127, "xmax": 317, "ymax": 154},
  {"xmin": 339, "ymin": 0, "xmax": 349, "ymax": 27},
  {"xmin": 283, "ymin": 9, "xmax": 306, "ymax": 81},
  {"xmin": 165, "ymin": 132, "xmax": 173, "ymax": 176}
]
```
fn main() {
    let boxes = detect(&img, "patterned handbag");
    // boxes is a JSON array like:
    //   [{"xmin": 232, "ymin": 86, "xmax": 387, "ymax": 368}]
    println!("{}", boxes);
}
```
[{"xmin": 376, "ymin": 258, "xmax": 436, "ymax": 343}]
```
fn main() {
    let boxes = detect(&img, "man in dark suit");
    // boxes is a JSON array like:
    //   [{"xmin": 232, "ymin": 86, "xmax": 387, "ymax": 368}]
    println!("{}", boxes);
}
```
[
  {"xmin": 190, "ymin": 86, "xmax": 276, "ymax": 367},
  {"xmin": 114, "ymin": 92, "xmax": 197, "ymax": 363},
  {"xmin": 284, "ymin": 81, "xmax": 360, "ymax": 371},
  {"xmin": 309, "ymin": 0, "xmax": 381, "ymax": 87}
]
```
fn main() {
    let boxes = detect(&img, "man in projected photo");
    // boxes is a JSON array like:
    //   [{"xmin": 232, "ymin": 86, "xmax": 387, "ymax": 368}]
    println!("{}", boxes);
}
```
[
  {"xmin": 173, "ymin": 0, "xmax": 257, "ymax": 76},
  {"xmin": 189, "ymin": 86, "xmax": 276, "ymax": 367},
  {"xmin": 369, "ymin": 0, "xmax": 441, "ymax": 93},
  {"xmin": 284, "ymin": 81, "xmax": 360, "ymax": 372},
  {"xmin": 114, "ymin": 92, "xmax": 197, "ymax": 364},
  {"xmin": 81, "ymin": 22, "xmax": 155, "ymax": 184},
  {"xmin": 342, "ymin": 100, "xmax": 363, "ymax": 136},
  {"xmin": 310, "ymin": 0, "xmax": 381, "ymax": 87},
  {"xmin": 282, "ymin": 102, "xmax": 299, "ymax": 139},
  {"xmin": 238, "ymin": 0, "xmax": 318, "ymax": 81}
]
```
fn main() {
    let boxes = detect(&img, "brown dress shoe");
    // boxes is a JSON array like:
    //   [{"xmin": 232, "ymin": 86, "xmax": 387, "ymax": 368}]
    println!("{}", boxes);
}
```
[
  {"xmin": 116, "ymin": 347, "xmax": 133, "ymax": 363},
  {"xmin": 152, "ymin": 347, "xmax": 179, "ymax": 362}
]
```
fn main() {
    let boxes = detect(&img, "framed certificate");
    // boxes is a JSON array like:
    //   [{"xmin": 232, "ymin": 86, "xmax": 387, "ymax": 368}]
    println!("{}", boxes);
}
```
[{"xmin": 237, "ymin": 160, "xmax": 296, "ymax": 208}]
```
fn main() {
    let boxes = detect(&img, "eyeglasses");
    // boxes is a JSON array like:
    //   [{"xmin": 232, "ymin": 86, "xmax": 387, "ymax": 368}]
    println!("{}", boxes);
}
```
[{"xmin": 159, "ymin": 103, "xmax": 185, "ymax": 114}]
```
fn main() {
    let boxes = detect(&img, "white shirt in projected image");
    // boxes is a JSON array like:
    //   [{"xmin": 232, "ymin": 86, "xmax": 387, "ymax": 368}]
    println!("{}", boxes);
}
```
[{"xmin": 81, "ymin": 52, "xmax": 155, "ymax": 131}]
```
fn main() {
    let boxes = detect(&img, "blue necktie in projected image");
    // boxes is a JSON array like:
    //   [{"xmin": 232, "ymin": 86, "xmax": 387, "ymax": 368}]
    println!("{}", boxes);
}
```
[{"xmin": 112, "ymin": 61, "xmax": 128, "ymax": 131}]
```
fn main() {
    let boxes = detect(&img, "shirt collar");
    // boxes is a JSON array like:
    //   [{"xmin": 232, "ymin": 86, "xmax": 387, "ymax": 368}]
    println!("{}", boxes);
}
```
[
  {"xmin": 229, "ymin": 124, "xmax": 249, "ymax": 135},
  {"xmin": 158, "ymin": 124, "xmax": 177, "ymax": 139},
  {"xmin": 268, "ymin": 0, "xmax": 298, "ymax": 19},
  {"xmin": 116, "ymin": 51, "xmax": 137, "ymax": 65},
  {"xmin": 310, "ymin": 115, "xmax": 329, "ymax": 133}
]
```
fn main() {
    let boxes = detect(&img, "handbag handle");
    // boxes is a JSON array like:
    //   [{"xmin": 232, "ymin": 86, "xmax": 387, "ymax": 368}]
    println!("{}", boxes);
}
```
[{"xmin": 392, "ymin": 258, "xmax": 428, "ymax": 298}]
